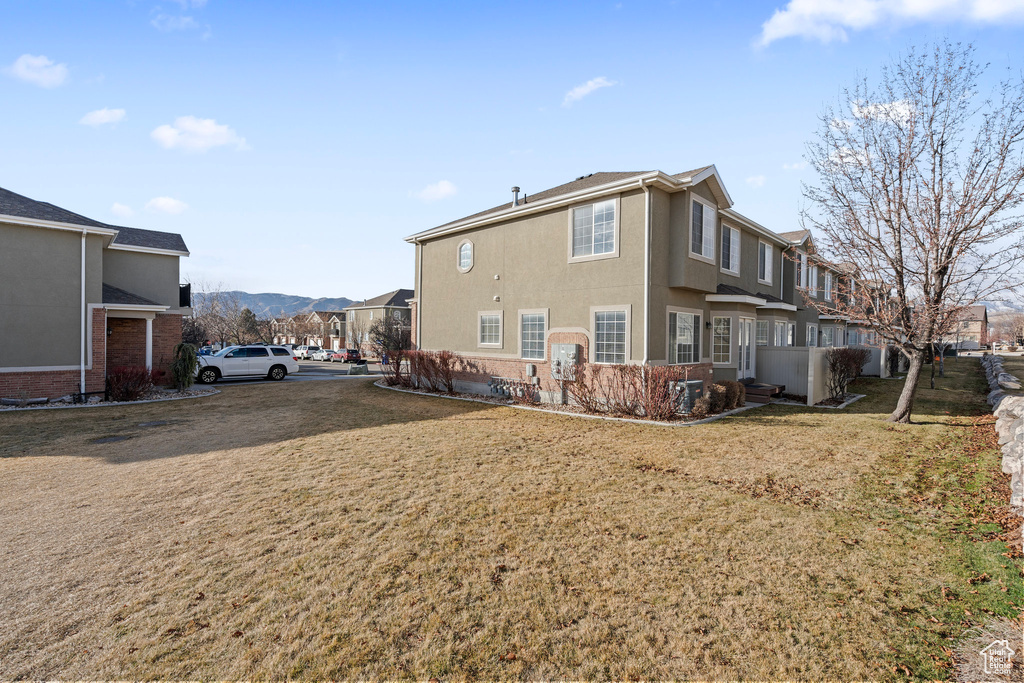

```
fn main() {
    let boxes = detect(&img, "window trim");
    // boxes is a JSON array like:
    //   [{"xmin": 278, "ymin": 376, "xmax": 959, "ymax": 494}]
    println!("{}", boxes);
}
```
[
  {"xmin": 796, "ymin": 251, "xmax": 807, "ymax": 289},
  {"xmin": 567, "ymin": 195, "xmax": 621, "ymax": 264},
  {"xmin": 688, "ymin": 195, "xmax": 717, "ymax": 264},
  {"xmin": 589, "ymin": 305, "xmax": 631, "ymax": 364},
  {"xmin": 809, "ymin": 265, "xmax": 819, "ymax": 296},
  {"xmin": 457, "ymin": 238, "xmax": 474, "ymax": 273},
  {"xmin": 720, "ymin": 224, "xmax": 740, "ymax": 275},
  {"xmin": 822, "ymin": 326, "xmax": 836, "ymax": 347},
  {"xmin": 757, "ymin": 240, "xmax": 773, "ymax": 286},
  {"xmin": 824, "ymin": 271, "xmax": 833, "ymax": 301},
  {"xmin": 666, "ymin": 306, "xmax": 703, "ymax": 365},
  {"xmin": 712, "ymin": 315, "xmax": 733, "ymax": 366},
  {"xmin": 518, "ymin": 308, "xmax": 548, "ymax": 361},
  {"xmin": 477, "ymin": 310, "xmax": 503, "ymax": 349},
  {"xmin": 774, "ymin": 320, "xmax": 788, "ymax": 347},
  {"xmin": 806, "ymin": 323, "xmax": 818, "ymax": 347},
  {"xmin": 756, "ymin": 319, "xmax": 769, "ymax": 346}
]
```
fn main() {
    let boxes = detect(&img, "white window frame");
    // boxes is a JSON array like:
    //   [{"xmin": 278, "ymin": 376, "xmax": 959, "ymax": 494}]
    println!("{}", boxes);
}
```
[
  {"xmin": 757, "ymin": 240, "xmax": 773, "ymax": 285},
  {"xmin": 807, "ymin": 323, "xmax": 818, "ymax": 347},
  {"xmin": 822, "ymin": 326, "xmax": 835, "ymax": 347},
  {"xmin": 457, "ymin": 239, "xmax": 474, "ymax": 273},
  {"xmin": 720, "ymin": 225, "xmax": 740, "ymax": 275},
  {"xmin": 567, "ymin": 196, "xmax": 620, "ymax": 263},
  {"xmin": 756, "ymin": 319, "xmax": 769, "ymax": 346},
  {"xmin": 774, "ymin": 320, "xmax": 788, "ymax": 347},
  {"xmin": 712, "ymin": 315, "xmax": 732, "ymax": 365},
  {"xmin": 688, "ymin": 195, "xmax": 717, "ymax": 264},
  {"xmin": 518, "ymin": 308, "xmax": 548, "ymax": 361},
  {"xmin": 824, "ymin": 271, "xmax": 833, "ymax": 301},
  {"xmin": 590, "ymin": 305, "xmax": 631, "ymax": 364},
  {"xmin": 478, "ymin": 310, "xmax": 503, "ymax": 348},
  {"xmin": 809, "ymin": 265, "xmax": 819, "ymax": 296},
  {"xmin": 666, "ymin": 307, "xmax": 702, "ymax": 364},
  {"xmin": 788, "ymin": 323, "xmax": 796, "ymax": 346},
  {"xmin": 796, "ymin": 251, "xmax": 807, "ymax": 289}
]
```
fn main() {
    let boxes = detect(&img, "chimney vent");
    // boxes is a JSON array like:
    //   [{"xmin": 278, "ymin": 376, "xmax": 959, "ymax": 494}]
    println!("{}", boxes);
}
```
[{"xmin": 511, "ymin": 186, "xmax": 520, "ymax": 207}]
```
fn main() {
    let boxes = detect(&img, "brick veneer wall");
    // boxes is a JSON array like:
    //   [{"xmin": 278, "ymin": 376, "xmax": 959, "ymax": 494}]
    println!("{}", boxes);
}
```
[
  {"xmin": 410, "ymin": 301, "xmax": 418, "ymax": 350},
  {"xmin": 107, "ymin": 318, "xmax": 147, "ymax": 368},
  {"xmin": 151, "ymin": 313, "xmax": 182, "ymax": 384},
  {"xmin": 0, "ymin": 307, "xmax": 107, "ymax": 400}
]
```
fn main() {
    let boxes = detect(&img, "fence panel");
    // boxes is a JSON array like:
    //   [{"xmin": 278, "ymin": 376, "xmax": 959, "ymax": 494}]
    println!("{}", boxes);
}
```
[{"xmin": 756, "ymin": 347, "xmax": 810, "ymax": 401}]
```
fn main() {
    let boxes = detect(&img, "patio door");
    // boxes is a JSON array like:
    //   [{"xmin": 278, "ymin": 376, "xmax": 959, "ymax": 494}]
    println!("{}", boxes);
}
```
[{"xmin": 739, "ymin": 317, "xmax": 755, "ymax": 380}]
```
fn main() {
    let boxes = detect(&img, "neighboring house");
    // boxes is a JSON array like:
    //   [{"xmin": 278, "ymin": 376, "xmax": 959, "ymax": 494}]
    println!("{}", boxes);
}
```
[
  {"xmin": 956, "ymin": 304, "xmax": 989, "ymax": 349},
  {"xmin": 405, "ymin": 167, "xmax": 817, "ymax": 400},
  {"xmin": 0, "ymin": 186, "xmax": 190, "ymax": 400},
  {"xmin": 271, "ymin": 310, "xmax": 347, "ymax": 349},
  {"xmin": 345, "ymin": 289, "xmax": 413, "ymax": 356},
  {"xmin": 778, "ymin": 230, "xmax": 851, "ymax": 348}
]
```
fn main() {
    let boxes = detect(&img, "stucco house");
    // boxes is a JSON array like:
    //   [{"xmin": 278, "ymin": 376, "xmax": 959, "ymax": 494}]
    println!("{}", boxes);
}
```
[
  {"xmin": 0, "ymin": 187, "xmax": 189, "ymax": 400},
  {"xmin": 777, "ymin": 230, "xmax": 853, "ymax": 348},
  {"xmin": 956, "ymin": 304, "xmax": 989, "ymax": 349},
  {"xmin": 345, "ymin": 289, "xmax": 413, "ymax": 356},
  {"xmin": 405, "ymin": 166, "xmax": 844, "ymax": 401}
]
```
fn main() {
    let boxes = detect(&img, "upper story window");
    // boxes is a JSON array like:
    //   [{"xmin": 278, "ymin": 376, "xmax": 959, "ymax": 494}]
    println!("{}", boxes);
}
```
[
  {"xmin": 720, "ymin": 226, "xmax": 740, "ymax": 274},
  {"xmin": 457, "ymin": 239, "xmax": 474, "ymax": 273},
  {"xmin": 809, "ymin": 265, "xmax": 819, "ymax": 295},
  {"xmin": 668, "ymin": 311, "xmax": 700, "ymax": 364},
  {"xmin": 758, "ymin": 241, "xmax": 773, "ymax": 284},
  {"xmin": 690, "ymin": 198, "xmax": 716, "ymax": 261},
  {"xmin": 570, "ymin": 198, "xmax": 617, "ymax": 261},
  {"xmin": 824, "ymin": 272, "xmax": 833, "ymax": 301},
  {"xmin": 796, "ymin": 251, "xmax": 807, "ymax": 288}
]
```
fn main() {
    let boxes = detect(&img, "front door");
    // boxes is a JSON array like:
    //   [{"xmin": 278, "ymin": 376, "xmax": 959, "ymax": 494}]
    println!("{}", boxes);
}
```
[{"xmin": 739, "ymin": 317, "xmax": 755, "ymax": 380}]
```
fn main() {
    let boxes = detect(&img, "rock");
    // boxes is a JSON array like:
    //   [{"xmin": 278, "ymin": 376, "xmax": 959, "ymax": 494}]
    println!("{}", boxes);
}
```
[
  {"xmin": 87, "ymin": 396, "xmax": 101, "ymax": 404},
  {"xmin": 997, "ymin": 416, "xmax": 1022, "ymax": 445},
  {"xmin": 348, "ymin": 364, "xmax": 369, "ymax": 376},
  {"xmin": 998, "ymin": 373, "xmax": 1022, "ymax": 390},
  {"xmin": 995, "ymin": 396, "xmax": 1024, "ymax": 419},
  {"xmin": 989, "ymin": 389, "xmax": 1007, "ymax": 406}
]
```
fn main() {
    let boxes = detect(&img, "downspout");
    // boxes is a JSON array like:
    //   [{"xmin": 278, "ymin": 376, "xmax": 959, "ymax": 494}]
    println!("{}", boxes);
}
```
[
  {"xmin": 80, "ymin": 229, "xmax": 87, "ymax": 396},
  {"xmin": 640, "ymin": 179, "xmax": 651, "ymax": 365},
  {"xmin": 416, "ymin": 239, "xmax": 423, "ymax": 350}
]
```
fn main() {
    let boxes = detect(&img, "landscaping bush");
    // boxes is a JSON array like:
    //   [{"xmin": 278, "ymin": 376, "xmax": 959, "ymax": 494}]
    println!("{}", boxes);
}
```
[
  {"xmin": 599, "ymin": 365, "xmax": 643, "ymax": 416},
  {"xmin": 169, "ymin": 342, "xmax": 197, "ymax": 391},
  {"xmin": 406, "ymin": 350, "xmax": 460, "ymax": 392},
  {"xmin": 107, "ymin": 366, "xmax": 153, "ymax": 402},
  {"xmin": 434, "ymin": 350, "xmax": 458, "ymax": 393},
  {"xmin": 720, "ymin": 380, "xmax": 741, "ymax": 410},
  {"xmin": 639, "ymin": 365, "xmax": 688, "ymax": 421},
  {"xmin": 825, "ymin": 347, "xmax": 872, "ymax": 399},
  {"xmin": 689, "ymin": 395, "xmax": 712, "ymax": 420},
  {"xmin": 564, "ymin": 361, "xmax": 603, "ymax": 414},
  {"xmin": 707, "ymin": 383, "xmax": 729, "ymax": 414}
]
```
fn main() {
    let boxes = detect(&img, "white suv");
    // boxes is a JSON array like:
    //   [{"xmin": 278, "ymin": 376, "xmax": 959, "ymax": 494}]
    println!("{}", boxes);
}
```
[
  {"xmin": 293, "ymin": 345, "xmax": 321, "ymax": 360},
  {"xmin": 196, "ymin": 345, "xmax": 299, "ymax": 383}
]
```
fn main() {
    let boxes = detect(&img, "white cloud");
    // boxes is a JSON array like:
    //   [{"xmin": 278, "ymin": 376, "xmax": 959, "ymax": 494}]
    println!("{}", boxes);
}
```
[
  {"xmin": 145, "ymin": 197, "xmax": 189, "ymax": 215},
  {"xmin": 851, "ymin": 99, "xmax": 915, "ymax": 122},
  {"xmin": 80, "ymin": 108, "xmax": 126, "ymax": 127},
  {"xmin": 111, "ymin": 203, "xmax": 135, "ymax": 219},
  {"xmin": 759, "ymin": 0, "xmax": 1024, "ymax": 46},
  {"xmin": 746, "ymin": 175, "xmax": 767, "ymax": 188},
  {"xmin": 4, "ymin": 54, "xmax": 68, "ymax": 88},
  {"xmin": 411, "ymin": 180, "xmax": 458, "ymax": 202},
  {"xmin": 562, "ymin": 76, "xmax": 617, "ymax": 107},
  {"xmin": 151, "ymin": 14, "xmax": 200, "ymax": 32},
  {"xmin": 783, "ymin": 161, "xmax": 808, "ymax": 170},
  {"xmin": 172, "ymin": 0, "xmax": 208, "ymax": 7},
  {"xmin": 151, "ymin": 116, "xmax": 249, "ymax": 153}
]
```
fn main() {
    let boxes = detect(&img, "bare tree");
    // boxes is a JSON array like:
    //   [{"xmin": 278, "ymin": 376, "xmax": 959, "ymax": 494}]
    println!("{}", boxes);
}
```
[{"xmin": 802, "ymin": 41, "xmax": 1024, "ymax": 423}]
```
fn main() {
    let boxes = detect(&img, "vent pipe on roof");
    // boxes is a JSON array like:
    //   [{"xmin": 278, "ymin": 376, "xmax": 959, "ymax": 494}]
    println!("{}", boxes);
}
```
[{"xmin": 511, "ymin": 186, "xmax": 520, "ymax": 207}]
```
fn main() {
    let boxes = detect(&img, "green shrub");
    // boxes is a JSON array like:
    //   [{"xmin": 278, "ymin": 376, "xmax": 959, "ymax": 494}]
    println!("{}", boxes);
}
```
[{"xmin": 170, "ymin": 342, "xmax": 198, "ymax": 391}]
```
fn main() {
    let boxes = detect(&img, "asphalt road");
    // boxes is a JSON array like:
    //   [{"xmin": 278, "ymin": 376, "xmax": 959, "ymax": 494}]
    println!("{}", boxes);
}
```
[{"xmin": 202, "ymin": 359, "xmax": 384, "ymax": 386}]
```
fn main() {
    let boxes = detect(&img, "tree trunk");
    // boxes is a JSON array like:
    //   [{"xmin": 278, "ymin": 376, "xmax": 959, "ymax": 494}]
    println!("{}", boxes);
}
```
[{"xmin": 889, "ymin": 349, "xmax": 924, "ymax": 423}]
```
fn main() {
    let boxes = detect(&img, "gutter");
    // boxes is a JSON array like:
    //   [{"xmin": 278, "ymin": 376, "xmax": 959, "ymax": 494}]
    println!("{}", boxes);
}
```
[{"xmin": 641, "ymin": 179, "xmax": 651, "ymax": 365}]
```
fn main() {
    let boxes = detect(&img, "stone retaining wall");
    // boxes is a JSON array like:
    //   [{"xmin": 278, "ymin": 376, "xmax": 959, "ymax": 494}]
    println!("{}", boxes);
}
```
[{"xmin": 980, "ymin": 354, "xmax": 1023, "ymax": 551}]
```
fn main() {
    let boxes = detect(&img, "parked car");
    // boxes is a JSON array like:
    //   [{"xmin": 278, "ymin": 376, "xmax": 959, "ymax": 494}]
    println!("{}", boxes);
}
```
[
  {"xmin": 342, "ymin": 348, "xmax": 362, "ymax": 363},
  {"xmin": 195, "ymin": 345, "xmax": 299, "ymax": 383},
  {"xmin": 326, "ymin": 350, "xmax": 346, "ymax": 362},
  {"xmin": 311, "ymin": 348, "xmax": 335, "ymax": 361},
  {"xmin": 293, "ymin": 345, "xmax": 321, "ymax": 359}
]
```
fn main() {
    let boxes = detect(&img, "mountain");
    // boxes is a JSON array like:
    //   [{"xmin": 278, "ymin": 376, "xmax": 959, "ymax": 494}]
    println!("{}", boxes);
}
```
[
  {"xmin": 193, "ymin": 290, "xmax": 354, "ymax": 318},
  {"xmin": 983, "ymin": 300, "xmax": 1024, "ymax": 315}
]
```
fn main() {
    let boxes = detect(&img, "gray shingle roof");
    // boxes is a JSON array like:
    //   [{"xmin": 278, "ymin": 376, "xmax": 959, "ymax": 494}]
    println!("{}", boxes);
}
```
[
  {"xmin": 716, "ymin": 284, "xmax": 763, "ymax": 298},
  {"xmin": 756, "ymin": 291, "xmax": 787, "ymax": 304},
  {"xmin": 102, "ymin": 283, "xmax": 163, "ymax": 306},
  {"xmin": 779, "ymin": 229, "xmax": 810, "ymax": 243},
  {"xmin": 0, "ymin": 186, "xmax": 188, "ymax": 253},
  {"xmin": 348, "ymin": 288, "xmax": 415, "ymax": 309}
]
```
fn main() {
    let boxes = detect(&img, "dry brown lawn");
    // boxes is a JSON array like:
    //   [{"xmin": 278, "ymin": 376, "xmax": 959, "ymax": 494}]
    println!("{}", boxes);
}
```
[{"xmin": 0, "ymin": 361, "xmax": 1020, "ymax": 680}]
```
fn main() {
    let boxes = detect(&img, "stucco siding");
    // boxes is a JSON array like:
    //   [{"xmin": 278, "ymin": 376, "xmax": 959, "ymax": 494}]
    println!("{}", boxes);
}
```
[{"xmin": 102, "ymin": 250, "xmax": 180, "ymax": 308}]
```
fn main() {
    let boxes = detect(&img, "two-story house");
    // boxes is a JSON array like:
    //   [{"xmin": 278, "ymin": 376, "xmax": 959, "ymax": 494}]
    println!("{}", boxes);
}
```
[
  {"xmin": 956, "ymin": 305, "xmax": 989, "ymax": 349},
  {"xmin": 406, "ymin": 167, "xmax": 809, "ymax": 400},
  {"xmin": 1, "ymin": 186, "xmax": 189, "ymax": 400},
  {"xmin": 778, "ymin": 230, "xmax": 852, "ymax": 348},
  {"xmin": 345, "ymin": 289, "xmax": 413, "ymax": 357}
]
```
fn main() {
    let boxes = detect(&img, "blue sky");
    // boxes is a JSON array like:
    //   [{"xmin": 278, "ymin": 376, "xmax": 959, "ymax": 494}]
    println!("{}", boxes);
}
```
[{"xmin": 3, "ymin": 0, "xmax": 1024, "ymax": 300}]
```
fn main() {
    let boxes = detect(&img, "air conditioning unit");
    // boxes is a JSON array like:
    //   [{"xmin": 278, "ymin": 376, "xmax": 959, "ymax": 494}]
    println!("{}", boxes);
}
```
[{"xmin": 671, "ymin": 379, "xmax": 704, "ymax": 414}]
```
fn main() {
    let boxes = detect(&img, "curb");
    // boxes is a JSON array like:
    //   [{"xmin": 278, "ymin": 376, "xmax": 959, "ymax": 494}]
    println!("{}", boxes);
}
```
[{"xmin": 0, "ymin": 388, "xmax": 221, "ymax": 413}]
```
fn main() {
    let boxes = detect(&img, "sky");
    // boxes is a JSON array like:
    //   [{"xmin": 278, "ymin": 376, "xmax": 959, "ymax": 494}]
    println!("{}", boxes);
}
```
[{"xmin": 3, "ymin": 0, "xmax": 1024, "ymax": 300}]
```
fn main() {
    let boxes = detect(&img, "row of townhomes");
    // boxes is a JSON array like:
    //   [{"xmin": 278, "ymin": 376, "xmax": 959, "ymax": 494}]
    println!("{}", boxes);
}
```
[
  {"xmin": 406, "ymin": 166, "xmax": 880, "ymax": 403},
  {"xmin": 271, "ymin": 289, "xmax": 413, "ymax": 355},
  {"xmin": 1, "ymin": 187, "xmax": 190, "ymax": 400}
]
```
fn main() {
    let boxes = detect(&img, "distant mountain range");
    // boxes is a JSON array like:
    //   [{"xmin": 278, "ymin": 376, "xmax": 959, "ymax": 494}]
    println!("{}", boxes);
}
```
[
  {"xmin": 984, "ymin": 300, "xmax": 1024, "ymax": 315},
  {"xmin": 193, "ymin": 290, "xmax": 354, "ymax": 318}
]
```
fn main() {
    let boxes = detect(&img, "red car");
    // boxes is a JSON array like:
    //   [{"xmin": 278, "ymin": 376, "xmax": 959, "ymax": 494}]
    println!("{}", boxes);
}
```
[{"xmin": 342, "ymin": 348, "xmax": 362, "ymax": 363}]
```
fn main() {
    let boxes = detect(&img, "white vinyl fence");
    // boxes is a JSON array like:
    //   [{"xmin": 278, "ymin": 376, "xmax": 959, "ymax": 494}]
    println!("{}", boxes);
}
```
[{"xmin": 755, "ymin": 346, "xmax": 835, "ymax": 406}]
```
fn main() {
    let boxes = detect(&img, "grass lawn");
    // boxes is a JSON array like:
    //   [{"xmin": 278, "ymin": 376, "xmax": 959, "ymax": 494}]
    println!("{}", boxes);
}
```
[{"xmin": 0, "ymin": 359, "xmax": 1020, "ymax": 680}]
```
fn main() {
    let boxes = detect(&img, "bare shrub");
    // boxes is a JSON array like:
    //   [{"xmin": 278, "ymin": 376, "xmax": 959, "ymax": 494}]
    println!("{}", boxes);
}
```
[
  {"xmin": 564, "ymin": 362, "xmax": 603, "ymax": 413},
  {"xmin": 825, "ymin": 347, "xmax": 872, "ymax": 400},
  {"xmin": 434, "ymin": 350, "xmax": 458, "ymax": 393},
  {"xmin": 707, "ymin": 384, "xmax": 729, "ymax": 414},
  {"xmin": 639, "ymin": 365, "xmax": 687, "ymax": 421},
  {"xmin": 720, "ymin": 381, "xmax": 741, "ymax": 410},
  {"xmin": 600, "ymin": 365, "xmax": 643, "ymax": 417},
  {"xmin": 690, "ymin": 395, "xmax": 712, "ymax": 420},
  {"xmin": 107, "ymin": 366, "xmax": 153, "ymax": 402}
]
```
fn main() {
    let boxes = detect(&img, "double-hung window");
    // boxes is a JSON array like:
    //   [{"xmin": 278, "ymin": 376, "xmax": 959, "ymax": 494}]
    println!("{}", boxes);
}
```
[
  {"xmin": 822, "ymin": 326, "xmax": 835, "ymax": 347},
  {"xmin": 824, "ymin": 272, "xmax": 833, "ymax": 301},
  {"xmin": 668, "ymin": 311, "xmax": 700, "ymax": 364},
  {"xmin": 774, "ymin": 321, "xmax": 788, "ymax": 346},
  {"xmin": 594, "ymin": 310, "xmax": 627, "ymax": 364},
  {"xmin": 712, "ymin": 316, "xmax": 731, "ymax": 363},
  {"xmin": 796, "ymin": 252, "xmax": 807, "ymax": 288},
  {"xmin": 809, "ymin": 266, "xmax": 819, "ymax": 295},
  {"xmin": 756, "ymin": 320, "xmax": 769, "ymax": 346},
  {"xmin": 758, "ymin": 241, "xmax": 773, "ymax": 284},
  {"xmin": 571, "ymin": 199, "xmax": 616, "ymax": 259},
  {"xmin": 720, "ymin": 226, "xmax": 740, "ymax": 273},
  {"xmin": 520, "ymin": 312, "xmax": 546, "ymax": 360},
  {"xmin": 479, "ymin": 312, "xmax": 501, "ymax": 347},
  {"xmin": 690, "ymin": 198, "xmax": 716, "ymax": 260},
  {"xmin": 807, "ymin": 323, "xmax": 818, "ymax": 347}
]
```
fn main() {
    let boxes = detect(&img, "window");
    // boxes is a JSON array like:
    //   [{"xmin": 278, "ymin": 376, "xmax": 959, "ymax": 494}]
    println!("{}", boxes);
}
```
[
  {"xmin": 720, "ymin": 226, "xmax": 739, "ymax": 273},
  {"xmin": 809, "ymin": 265, "xmax": 819, "ymax": 294},
  {"xmin": 457, "ymin": 239, "xmax": 474, "ymax": 273},
  {"xmin": 668, "ymin": 311, "xmax": 700, "ymax": 364},
  {"xmin": 571, "ymin": 199, "xmax": 616, "ymax": 259},
  {"xmin": 272, "ymin": 347, "xmax": 291, "ymax": 356},
  {"xmin": 369, "ymin": 311, "xmax": 374, "ymax": 320},
  {"xmin": 713, "ymin": 316, "xmax": 731, "ymax": 363},
  {"xmin": 824, "ymin": 272, "xmax": 833, "ymax": 301},
  {"xmin": 520, "ymin": 312, "xmax": 546, "ymax": 360},
  {"xmin": 479, "ymin": 312, "xmax": 501, "ymax": 347},
  {"xmin": 796, "ymin": 252, "xmax": 807, "ymax": 288},
  {"xmin": 690, "ymin": 198, "xmax": 716, "ymax": 260},
  {"xmin": 248, "ymin": 347, "xmax": 269, "ymax": 357},
  {"xmin": 774, "ymin": 321, "xmax": 788, "ymax": 346},
  {"xmin": 594, "ymin": 310, "xmax": 627, "ymax": 363},
  {"xmin": 756, "ymin": 320, "xmax": 769, "ymax": 346},
  {"xmin": 807, "ymin": 323, "xmax": 818, "ymax": 347},
  {"xmin": 758, "ymin": 241, "xmax": 773, "ymax": 284},
  {"xmin": 822, "ymin": 326, "xmax": 835, "ymax": 347},
  {"xmin": 788, "ymin": 323, "xmax": 796, "ymax": 346},
  {"xmin": 393, "ymin": 310, "xmax": 402, "ymax": 320}
]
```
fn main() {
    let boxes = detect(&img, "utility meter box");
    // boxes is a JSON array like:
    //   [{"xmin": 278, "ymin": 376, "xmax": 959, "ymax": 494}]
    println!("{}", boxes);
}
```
[{"xmin": 550, "ymin": 343, "xmax": 580, "ymax": 381}]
